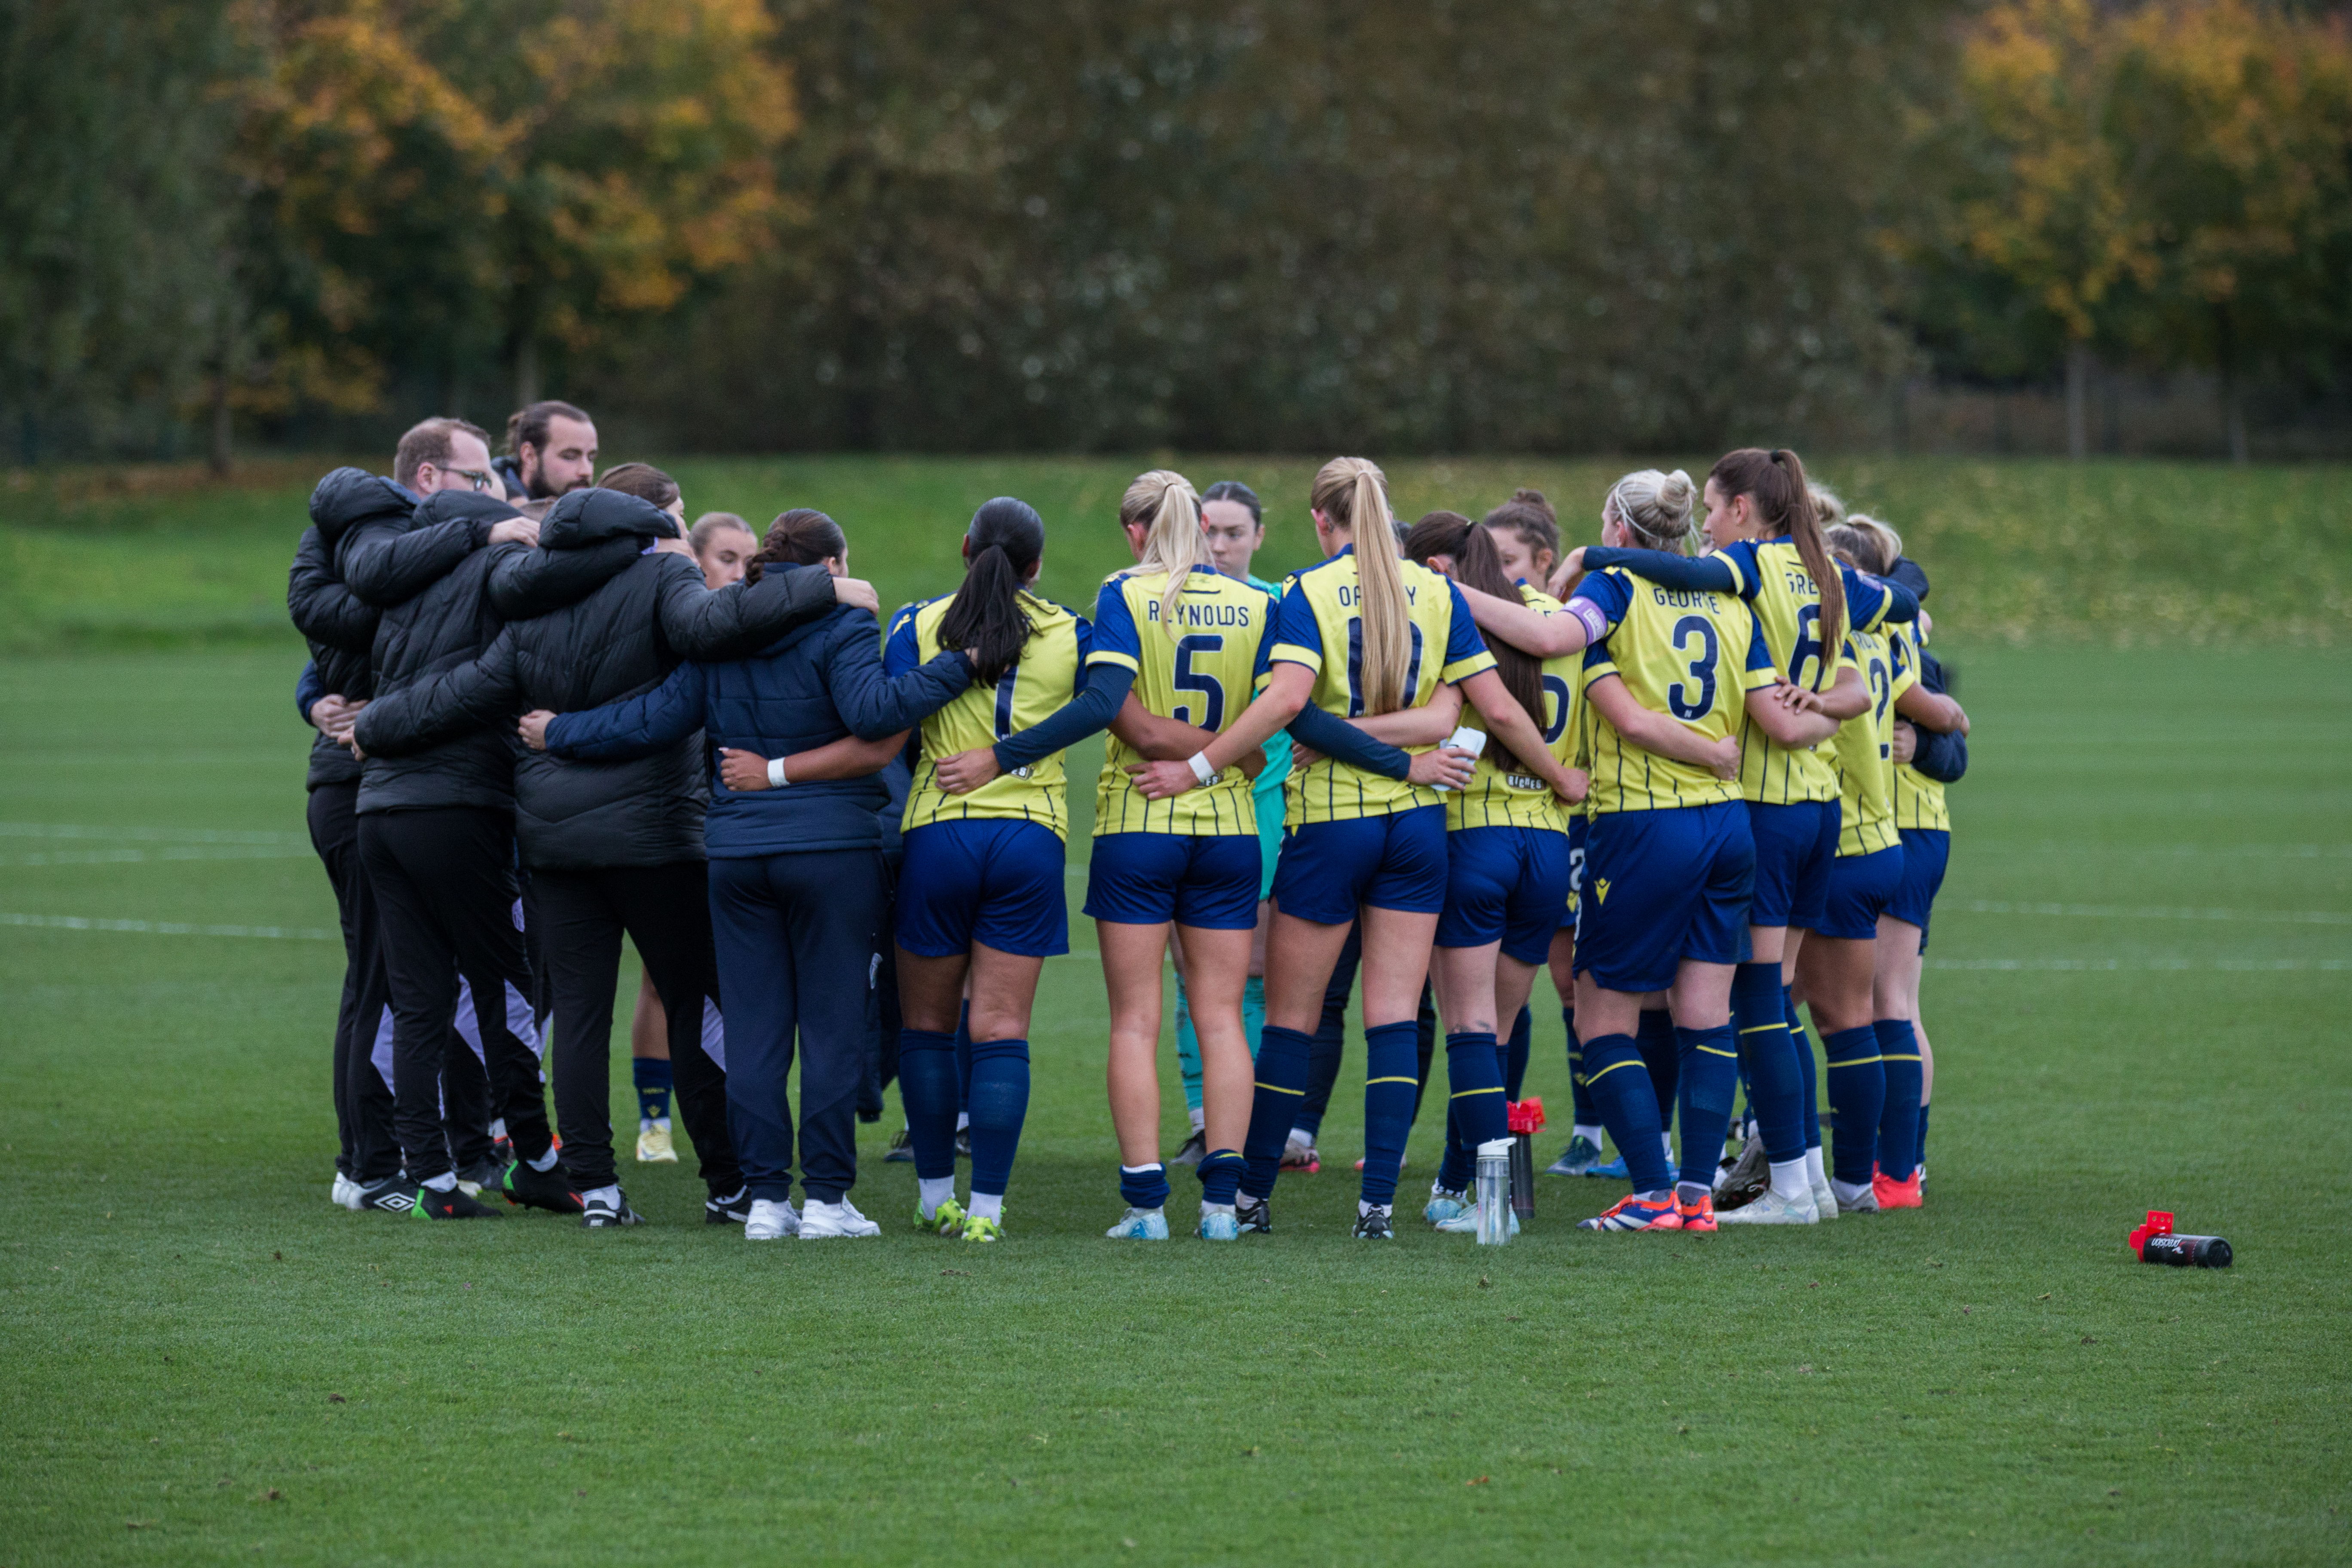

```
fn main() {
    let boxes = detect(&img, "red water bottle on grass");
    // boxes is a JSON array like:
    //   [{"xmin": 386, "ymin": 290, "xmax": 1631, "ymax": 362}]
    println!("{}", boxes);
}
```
[
  {"xmin": 1507, "ymin": 1097, "xmax": 1544, "ymax": 1220},
  {"xmin": 2128, "ymin": 1210, "xmax": 2232, "ymax": 1268}
]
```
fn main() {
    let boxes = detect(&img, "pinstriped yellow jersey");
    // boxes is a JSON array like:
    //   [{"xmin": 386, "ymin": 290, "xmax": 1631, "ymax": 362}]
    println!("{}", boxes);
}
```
[
  {"xmin": 1712, "ymin": 539, "xmax": 1899, "ymax": 808},
  {"xmin": 1269, "ymin": 546, "xmax": 1496, "ymax": 826},
  {"xmin": 1446, "ymin": 585, "xmax": 1579, "ymax": 833},
  {"xmin": 1828, "ymin": 628, "xmax": 1915, "ymax": 856},
  {"xmin": 886, "ymin": 590, "xmax": 1090, "ymax": 840},
  {"xmin": 1574, "ymin": 568, "xmax": 1777, "ymax": 815},
  {"xmin": 1087, "ymin": 566, "xmax": 1274, "ymax": 838},
  {"xmin": 1886, "ymin": 623, "xmax": 1950, "ymax": 833}
]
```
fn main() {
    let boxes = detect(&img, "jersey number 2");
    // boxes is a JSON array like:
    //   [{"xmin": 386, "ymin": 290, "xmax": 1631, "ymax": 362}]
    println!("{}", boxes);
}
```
[{"xmin": 1172, "ymin": 635, "xmax": 1225, "ymax": 732}]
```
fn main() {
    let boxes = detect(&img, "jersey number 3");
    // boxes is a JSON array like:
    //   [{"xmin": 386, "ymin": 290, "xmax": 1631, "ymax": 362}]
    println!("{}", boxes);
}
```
[
  {"xmin": 1172, "ymin": 634, "xmax": 1225, "ymax": 732},
  {"xmin": 1666, "ymin": 615, "xmax": 1720, "ymax": 721}
]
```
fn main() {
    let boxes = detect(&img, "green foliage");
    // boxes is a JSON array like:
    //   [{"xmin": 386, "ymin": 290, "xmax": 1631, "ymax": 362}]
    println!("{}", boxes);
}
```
[{"xmin": 0, "ymin": 643, "xmax": 2346, "ymax": 1562}]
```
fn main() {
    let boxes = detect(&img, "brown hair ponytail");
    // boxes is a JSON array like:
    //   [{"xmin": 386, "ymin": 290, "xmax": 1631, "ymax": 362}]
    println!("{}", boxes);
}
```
[
  {"xmin": 1709, "ymin": 446, "xmax": 1844, "ymax": 691},
  {"xmin": 743, "ymin": 508, "xmax": 848, "ymax": 584},
  {"xmin": 1404, "ymin": 511, "xmax": 1545, "ymax": 776}
]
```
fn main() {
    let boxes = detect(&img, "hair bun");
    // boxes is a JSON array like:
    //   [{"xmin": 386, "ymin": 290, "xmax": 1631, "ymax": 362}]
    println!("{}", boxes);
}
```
[
  {"xmin": 1509, "ymin": 487, "xmax": 1555, "ymax": 521},
  {"xmin": 1659, "ymin": 470, "xmax": 1694, "ymax": 510}
]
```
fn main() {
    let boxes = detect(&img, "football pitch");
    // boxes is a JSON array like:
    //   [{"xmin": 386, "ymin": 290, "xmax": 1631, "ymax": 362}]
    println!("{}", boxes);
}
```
[{"xmin": 2, "ymin": 458, "xmax": 2348, "ymax": 1565}]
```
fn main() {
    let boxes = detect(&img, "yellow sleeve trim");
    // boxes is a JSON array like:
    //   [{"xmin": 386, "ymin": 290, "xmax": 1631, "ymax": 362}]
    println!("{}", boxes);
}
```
[
  {"xmin": 1439, "ymin": 651, "xmax": 1497, "ymax": 683},
  {"xmin": 1720, "ymin": 552, "xmax": 1751, "ymax": 596},
  {"xmin": 1890, "ymin": 663, "xmax": 1918, "ymax": 702},
  {"xmin": 1270, "ymin": 641, "xmax": 1323, "ymax": 672},
  {"xmin": 1579, "ymin": 658, "xmax": 1620, "ymax": 691},
  {"xmin": 1741, "ymin": 665, "xmax": 1778, "ymax": 693},
  {"xmin": 1088, "ymin": 650, "xmax": 1140, "ymax": 673}
]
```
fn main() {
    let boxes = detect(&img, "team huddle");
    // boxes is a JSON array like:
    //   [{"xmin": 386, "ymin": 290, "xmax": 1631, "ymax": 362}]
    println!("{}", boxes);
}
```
[{"xmin": 289, "ymin": 399, "xmax": 1970, "ymax": 1243}]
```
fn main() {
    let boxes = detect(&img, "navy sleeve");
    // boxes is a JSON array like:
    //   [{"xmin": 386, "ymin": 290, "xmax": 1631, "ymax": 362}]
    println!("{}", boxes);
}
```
[
  {"xmin": 544, "ymin": 661, "xmax": 707, "ymax": 762},
  {"xmin": 824, "ymin": 611, "xmax": 978, "ymax": 740},
  {"xmin": 1286, "ymin": 703, "xmax": 1411, "ymax": 780},
  {"xmin": 1912, "ymin": 725, "xmax": 1968, "ymax": 785},
  {"xmin": 1845, "ymin": 567, "xmax": 1918, "ymax": 630},
  {"xmin": 883, "ymin": 605, "xmax": 922, "ymax": 676},
  {"xmin": 296, "ymin": 662, "xmax": 325, "ymax": 723},
  {"xmin": 1578, "ymin": 547, "xmax": 1738, "ymax": 595},
  {"xmin": 994, "ymin": 662, "xmax": 1133, "ymax": 770}
]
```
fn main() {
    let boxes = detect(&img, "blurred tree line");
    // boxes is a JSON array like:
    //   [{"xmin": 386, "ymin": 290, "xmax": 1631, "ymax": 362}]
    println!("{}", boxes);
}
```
[{"xmin": 3, "ymin": 0, "xmax": 2346, "ymax": 466}]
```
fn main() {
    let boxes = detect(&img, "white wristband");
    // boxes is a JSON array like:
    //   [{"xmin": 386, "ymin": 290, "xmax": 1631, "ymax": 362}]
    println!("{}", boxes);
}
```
[
  {"xmin": 766, "ymin": 756, "xmax": 788, "ymax": 788},
  {"xmin": 1186, "ymin": 751, "xmax": 1217, "ymax": 786}
]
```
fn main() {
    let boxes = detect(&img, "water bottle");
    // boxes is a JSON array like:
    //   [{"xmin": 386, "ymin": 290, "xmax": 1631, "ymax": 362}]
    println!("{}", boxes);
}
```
[
  {"xmin": 1433, "ymin": 726, "xmax": 1487, "ymax": 791},
  {"xmin": 2128, "ymin": 1209, "xmax": 2232, "ymax": 1268},
  {"xmin": 1475, "ymin": 1138, "xmax": 1513, "ymax": 1245},
  {"xmin": 1507, "ymin": 1095, "xmax": 1544, "ymax": 1220}
]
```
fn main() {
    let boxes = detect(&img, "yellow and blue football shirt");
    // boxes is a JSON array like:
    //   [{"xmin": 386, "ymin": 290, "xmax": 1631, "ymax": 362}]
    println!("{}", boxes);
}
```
[
  {"xmin": 1573, "ymin": 567, "xmax": 1777, "ymax": 815},
  {"xmin": 1886, "ymin": 622, "xmax": 1950, "ymax": 833},
  {"xmin": 1269, "ymin": 545, "xmax": 1495, "ymax": 825},
  {"xmin": 886, "ymin": 589, "xmax": 1090, "ymax": 840},
  {"xmin": 1828, "ymin": 628, "xmax": 1916, "ymax": 856},
  {"xmin": 1087, "ymin": 565, "xmax": 1274, "ymax": 838},
  {"xmin": 1446, "ymin": 584, "xmax": 1581, "ymax": 833},
  {"xmin": 1708, "ymin": 539, "xmax": 1902, "ymax": 808}
]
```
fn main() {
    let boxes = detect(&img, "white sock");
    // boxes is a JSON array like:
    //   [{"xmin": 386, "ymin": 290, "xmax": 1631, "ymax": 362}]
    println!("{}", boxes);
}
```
[
  {"xmin": 1188, "ymin": 1106, "xmax": 1206, "ymax": 1134},
  {"xmin": 1572, "ymin": 1123, "xmax": 1604, "ymax": 1148},
  {"xmin": 640, "ymin": 1116, "xmax": 654, "ymax": 1133},
  {"xmin": 968, "ymin": 1191, "xmax": 1004, "ymax": 1222},
  {"xmin": 1804, "ymin": 1145, "xmax": 1828, "ymax": 1188},
  {"xmin": 584, "ymin": 1183, "xmax": 620, "ymax": 1208},
  {"xmin": 1831, "ymin": 1177, "xmax": 1873, "ymax": 1204},
  {"xmin": 1768, "ymin": 1158, "xmax": 1810, "ymax": 1201},
  {"xmin": 1660, "ymin": 1131, "xmax": 1676, "ymax": 1165},
  {"xmin": 956, "ymin": 1111, "xmax": 971, "ymax": 1133},
  {"xmin": 1201, "ymin": 1200, "xmax": 1235, "ymax": 1217},
  {"xmin": 423, "ymin": 1172, "xmax": 457, "ymax": 1192},
  {"xmin": 1358, "ymin": 1198, "xmax": 1391, "ymax": 1218},
  {"xmin": 489, "ymin": 1118, "xmax": 507, "ymax": 1141},
  {"xmin": 527, "ymin": 1146, "xmax": 559, "ymax": 1173},
  {"xmin": 1287, "ymin": 1124, "xmax": 1315, "ymax": 1147},
  {"xmin": 917, "ymin": 1176, "xmax": 956, "ymax": 1216}
]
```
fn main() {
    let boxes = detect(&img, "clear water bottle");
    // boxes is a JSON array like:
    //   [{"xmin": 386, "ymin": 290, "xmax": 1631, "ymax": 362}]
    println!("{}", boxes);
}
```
[{"xmin": 1475, "ymin": 1138, "xmax": 1514, "ymax": 1245}]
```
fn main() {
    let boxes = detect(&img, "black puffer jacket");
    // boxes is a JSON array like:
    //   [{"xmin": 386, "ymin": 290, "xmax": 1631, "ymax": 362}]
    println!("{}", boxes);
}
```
[
  {"xmin": 288, "ymin": 470, "xmax": 412, "ymax": 790},
  {"xmin": 351, "ymin": 488, "xmax": 843, "ymax": 866},
  {"xmin": 352, "ymin": 490, "xmax": 632, "ymax": 816}
]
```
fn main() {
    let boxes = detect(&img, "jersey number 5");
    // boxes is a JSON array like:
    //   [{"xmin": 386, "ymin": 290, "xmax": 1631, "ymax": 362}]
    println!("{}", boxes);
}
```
[
  {"xmin": 1172, "ymin": 634, "xmax": 1225, "ymax": 732},
  {"xmin": 1666, "ymin": 615, "xmax": 1720, "ymax": 721}
]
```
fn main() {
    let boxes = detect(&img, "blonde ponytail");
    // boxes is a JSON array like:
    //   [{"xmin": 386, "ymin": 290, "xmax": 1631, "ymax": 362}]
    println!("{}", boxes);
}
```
[
  {"xmin": 1311, "ymin": 456, "xmax": 1411, "ymax": 714},
  {"xmin": 1114, "ymin": 469, "xmax": 1206, "ymax": 637}
]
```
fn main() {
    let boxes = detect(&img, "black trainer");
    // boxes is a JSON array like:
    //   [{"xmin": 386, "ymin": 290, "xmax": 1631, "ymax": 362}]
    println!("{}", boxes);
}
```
[
  {"xmin": 882, "ymin": 1128, "xmax": 914, "ymax": 1164},
  {"xmin": 1169, "ymin": 1130, "xmax": 1208, "ymax": 1168},
  {"xmin": 704, "ymin": 1188, "xmax": 752, "ymax": 1225},
  {"xmin": 580, "ymin": 1189, "xmax": 643, "ymax": 1228},
  {"xmin": 955, "ymin": 1127, "xmax": 971, "ymax": 1160},
  {"xmin": 1234, "ymin": 1194, "xmax": 1272, "ymax": 1235},
  {"xmin": 500, "ymin": 1159, "xmax": 583, "ymax": 1215},
  {"xmin": 364, "ymin": 1176, "xmax": 503, "ymax": 1219},
  {"xmin": 452, "ymin": 1156, "xmax": 505, "ymax": 1195},
  {"xmin": 1352, "ymin": 1204, "xmax": 1395, "ymax": 1240}
]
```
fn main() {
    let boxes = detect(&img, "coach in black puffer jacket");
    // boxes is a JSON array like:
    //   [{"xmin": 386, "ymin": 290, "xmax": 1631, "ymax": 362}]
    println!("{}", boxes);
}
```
[{"xmin": 288, "ymin": 469, "xmax": 412, "ymax": 790}]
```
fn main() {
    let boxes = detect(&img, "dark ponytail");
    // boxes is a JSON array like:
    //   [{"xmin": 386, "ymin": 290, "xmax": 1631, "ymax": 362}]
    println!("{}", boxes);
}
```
[
  {"xmin": 1403, "ymin": 510, "xmax": 1546, "ymax": 777},
  {"xmin": 744, "ymin": 508, "xmax": 848, "ymax": 584},
  {"xmin": 939, "ymin": 496, "xmax": 1046, "ymax": 684},
  {"xmin": 1709, "ymin": 446, "xmax": 1844, "ymax": 691}
]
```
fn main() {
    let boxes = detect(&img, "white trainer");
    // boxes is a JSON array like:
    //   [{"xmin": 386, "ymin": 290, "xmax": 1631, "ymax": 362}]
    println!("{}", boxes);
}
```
[
  {"xmin": 1717, "ymin": 1188, "xmax": 1820, "ymax": 1225},
  {"xmin": 744, "ymin": 1198, "xmax": 801, "ymax": 1240},
  {"xmin": 331, "ymin": 1173, "xmax": 360, "ymax": 1210},
  {"xmin": 1809, "ymin": 1169, "xmax": 1841, "ymax": 1222},
  {"xmin": 799, "ymin": 1198, "xmax": 881, "ymax": 1239}
]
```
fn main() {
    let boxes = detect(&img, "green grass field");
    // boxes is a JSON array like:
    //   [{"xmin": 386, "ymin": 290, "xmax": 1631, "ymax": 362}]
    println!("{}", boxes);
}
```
[{"xmin": 2, "ymin": 457, "xmax": 2349, "ymax": 1565}]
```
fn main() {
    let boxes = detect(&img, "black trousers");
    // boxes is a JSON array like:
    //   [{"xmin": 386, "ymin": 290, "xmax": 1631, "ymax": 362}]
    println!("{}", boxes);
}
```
[
  {"xmin": 305, "ymin": 783, "xmax": 400, "ymax": 1182},
  {"xmin": 708, "ymin": 849, "xmax": 884, "ymax": 1203},
  {"xmin": 531, "ymin": 861, "xmax": 740, "ymax": 1196},
  {"xmin": 358, "ymin": 806, "xmax": 553, "ymax": 1184}
]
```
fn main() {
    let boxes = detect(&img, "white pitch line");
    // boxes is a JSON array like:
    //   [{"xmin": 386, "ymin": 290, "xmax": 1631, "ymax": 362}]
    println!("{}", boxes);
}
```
[
  {"xmin": 1965, "ymin": 841, "xmax": 2352, "ymax": 860},
  {"xmin": 0, "ymin": 822, "xmax": 302, "ymax": 845},
  {"xmin": 1951, "ymin": 899, "xmax": 2350, "ymax": 927},
  {"xmin": 0, "ymin": 912, "xmax": 336, "ymax": 941},
  {"xmin": 1927, "ymin": 956, "xmax": 2347, "ymax": 973},
  {"xmin": 0, "ymin": 845, "xmax": 315, "ymax": 867}
]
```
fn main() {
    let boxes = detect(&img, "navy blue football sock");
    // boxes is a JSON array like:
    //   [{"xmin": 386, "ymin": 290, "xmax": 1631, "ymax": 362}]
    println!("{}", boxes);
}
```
[
  {"xmin": 1916, "ymin": 1101, "xmax": 1932, "ymax": 1166},
  {"xmin": 1242, "ymin": 1024, "xmax": 1311, "ymax": 1199},
  {"xmin": 1732, "ymin": 962, "xmax": 1804, "ymax": 1164},
  {"xmin": 1637, "ymin": 1010, "xmax": 1679, "ymax": 1128},
  {"xmin": 1820, "ymin": 1026, "xmax": 1885, "ymax": 1187},
  {"xmin": 1565, "ymin": 1007, "xmax": 1598, "ymax": 1125},
  {"xmin": 1409, "ymin": 986, "xmax": 1437, "ymax": 1126},
  {"xmin": 1874, "ymin": 1018, "xmax": 1923, "ymax": 1181},
  {"xmin": 1786, "ymin": 987, "xmax": 1822, "ymax": 1150},
  {"xmin": 954, "ymin": 1001, "xmax": 974, "ymax": 1118},
  {"xmin": 1504, "ymin": 1006, "xmax": 1533, "ymax": 1102},
  {"xmin": 1440, "ymin": 1031, "xmax": 1506, "ymax": 1192},
  {"xmin": 632, "ymin": 1056, "xmax": 673, "ymax": 1124},
  {"xmin": 964, "ymin": 1037, "xmax": 1030, "ymax": 1197},
  {"xmin": 1579, "ymin": 1032, "xmax": 1672, "ymax": 1194},
  {"xmin": 1675, "ymin": 1023, "xmax": 1739, "ymax": 1189},
  {"xmin": 896, "ymin": 1027, "xmax": 961, "ymax": 1180},
  {"xmin": 1295, "ymin": 994, "xmax": 1348, "ymax": 1139},
  {"xmin": 1119, "ymin": 1162, "xmax": 1170, "ymax": 1210},
  {"xmin": 1360, "ymin": 1020, "xmax": 1422, "ymax": 1207},
  {"xmin": 1198, "ymin": 1148, "xmax": 1245, "ymax": 1207}
]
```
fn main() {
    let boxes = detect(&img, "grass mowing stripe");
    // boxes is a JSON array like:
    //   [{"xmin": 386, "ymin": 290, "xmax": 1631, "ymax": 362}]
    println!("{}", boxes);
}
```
[
  {"xmin": 1949, "ymin": 899, "xmax": 2352, "ymax": 926},
  {"xmin": 0, "ymin": 910, "xmax": 337, "ymax": 940},
  {"xmin": 0, "ymin": 821, "xmax": 305, "ymax": 843},
  {"xmin": 1926, "ymin": 955, "xmax": 2349, "ymax": 972}
]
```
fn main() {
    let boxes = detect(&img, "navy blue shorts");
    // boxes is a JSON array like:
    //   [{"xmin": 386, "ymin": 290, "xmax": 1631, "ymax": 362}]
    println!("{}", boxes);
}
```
[
  {"xmin": 1563, "ymin": 815, "xmax": 1589, "ymax": 929},
  {"xmin": 1817, "ymin": 844, "xmax": 1905, "ymax": 941},
  {"xmin": 1889, "ymin": 828, "xmax": 1951, "ymax": 950},
  {"xmin": 1575, "ymin": 802, "xmax": 1755, "ymax": 993},
  {"xmin": 1270, "ymin": 805, "xmax": 1448, "ymax": 924},
  {"xmin": 897, "ymin": 820, "xmax": 1069, "ymax": 959},
  {"xmin": 1084, "ymin": 832, "xmax": 1262, "ymax": 930},
  {"xmin": 1748, "ymin": 799, "xmax": 1840, "ymax": 931},
  {"xmin": 1436, "ymin": 825, "xmax": 1575, "ymax": 964}
]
